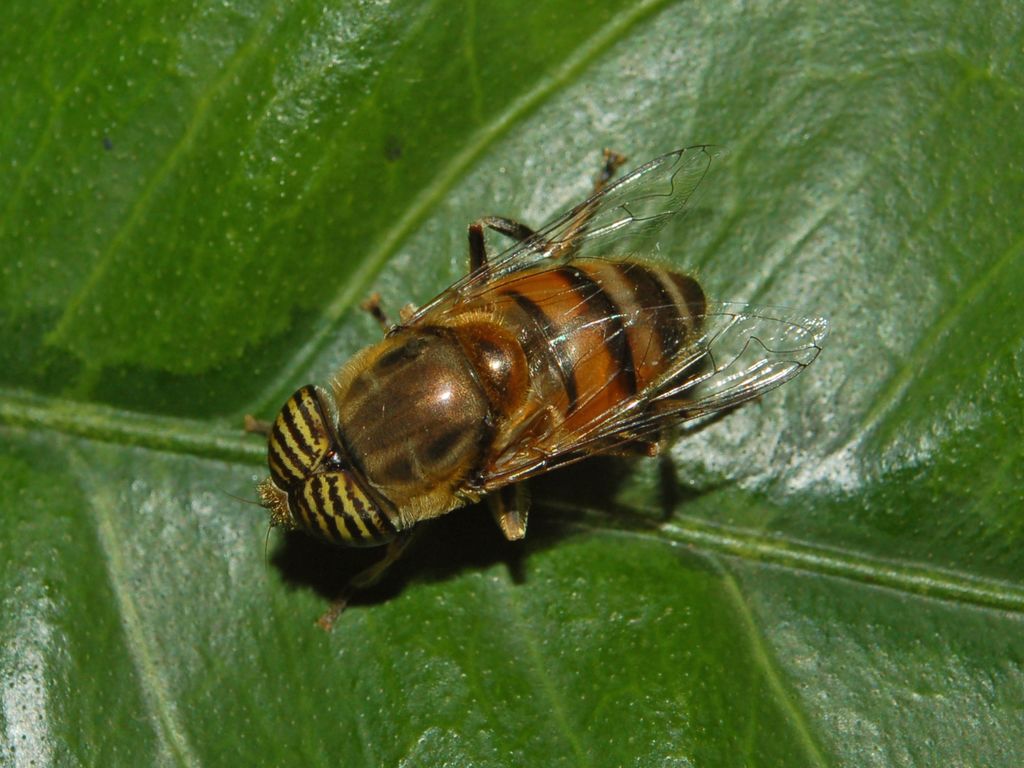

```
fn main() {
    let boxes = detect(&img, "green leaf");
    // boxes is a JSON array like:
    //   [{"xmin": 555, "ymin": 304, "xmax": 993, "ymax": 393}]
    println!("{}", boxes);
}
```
[{"xmin": 2, "ymin": 1, "xmax": 1023, "ymax": 765}]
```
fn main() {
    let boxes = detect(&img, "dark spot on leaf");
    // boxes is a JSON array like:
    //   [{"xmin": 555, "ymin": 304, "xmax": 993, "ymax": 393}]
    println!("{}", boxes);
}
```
[{"xmin": 384, "ymin": 135, "xmax": 402, "ymax": 162}]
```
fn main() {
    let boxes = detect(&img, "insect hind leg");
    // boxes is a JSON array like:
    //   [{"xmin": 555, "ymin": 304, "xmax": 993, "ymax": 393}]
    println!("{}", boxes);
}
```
[
  {"xmin": 468, "ymin": 216, "xmax": 539, "ymax": 272},
  {"xmin": 548, "ymin": 148, "xmax": 628, "ymax": 261},
  {"xmin": 594, "ymin": 148, "xmax": 628, "ymax": 195},
  {"xmin": 466, "ymin": 148, "xmax": 628, "ymax": 271}
]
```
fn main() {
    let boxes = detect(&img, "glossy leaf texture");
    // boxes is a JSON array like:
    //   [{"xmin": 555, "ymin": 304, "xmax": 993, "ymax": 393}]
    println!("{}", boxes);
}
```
[{"xmin": 2, "ymin": 1, "xmax": 1023, "ymax": 765}]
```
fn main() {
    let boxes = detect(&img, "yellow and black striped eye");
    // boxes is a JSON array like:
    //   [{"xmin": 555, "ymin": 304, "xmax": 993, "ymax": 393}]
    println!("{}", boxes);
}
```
[
  {"xmin": 266, "ymin": 385, "xmax": 335, "ymax": 490},
  {"xmin": 290, "ymin": 470, "xmax": 397, "ymax": 546}
]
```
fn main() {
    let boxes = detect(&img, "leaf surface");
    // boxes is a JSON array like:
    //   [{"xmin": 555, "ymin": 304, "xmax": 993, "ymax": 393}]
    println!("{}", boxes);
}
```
[{"xmin": 2, "ymin": 1, "xmax": 1023, "ymax": 765}]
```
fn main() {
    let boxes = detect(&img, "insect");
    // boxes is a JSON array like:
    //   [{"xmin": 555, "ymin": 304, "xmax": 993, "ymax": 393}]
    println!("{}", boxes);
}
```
[{"xmin": 254, "ymin": 145, "xmax": 827, "ymax": 623}]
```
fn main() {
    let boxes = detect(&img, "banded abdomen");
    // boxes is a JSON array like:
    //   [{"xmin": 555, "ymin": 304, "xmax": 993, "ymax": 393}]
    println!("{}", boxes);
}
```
[{"xmin": 464, "ymin": 258, "xmax": 706, "ymax": 442}]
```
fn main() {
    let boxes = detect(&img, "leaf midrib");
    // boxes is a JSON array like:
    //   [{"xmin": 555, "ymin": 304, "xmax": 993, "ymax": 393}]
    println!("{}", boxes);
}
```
[
  {"xmin": 0, "ymin": 387, "xmax": 262, "ymax": 464},
  {"xmin": 4, "ymin": 385, "xmax": 1021, "ymax": 617},
  {"xmin": 580, "ymin": 519, "xmax": 1024, "ymax": 614}
]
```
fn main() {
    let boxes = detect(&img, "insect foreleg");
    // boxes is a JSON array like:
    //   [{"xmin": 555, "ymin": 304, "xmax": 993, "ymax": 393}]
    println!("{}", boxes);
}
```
[
  {"xmin": 316, "ymin": 531, "xmax": 419, "ymax": 631},
  {"xmin": 594, "ymin": 148, "xmax": 628, "ymax": 194},
  {"xmin": 243, "ymin": 414, "xmax": 273, "ymax": 436}
]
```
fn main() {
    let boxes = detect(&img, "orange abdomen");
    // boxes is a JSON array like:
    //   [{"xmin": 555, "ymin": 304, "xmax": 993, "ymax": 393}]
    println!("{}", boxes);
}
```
[{"xmin": 455, "ymin": 258, "xmax": 706, "ymax": 439}]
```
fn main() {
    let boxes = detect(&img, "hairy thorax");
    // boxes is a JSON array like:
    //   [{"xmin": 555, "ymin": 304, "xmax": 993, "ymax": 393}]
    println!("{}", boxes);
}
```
[{"xmin": 331, "ymin": 330, "xmax": 492, "ymax": 525}]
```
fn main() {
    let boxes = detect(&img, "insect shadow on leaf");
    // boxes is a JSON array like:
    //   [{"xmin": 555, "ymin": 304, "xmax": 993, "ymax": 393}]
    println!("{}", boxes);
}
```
[{"xmin": 269, "ymin": 445, "xmax": 716, "ymax": 610}]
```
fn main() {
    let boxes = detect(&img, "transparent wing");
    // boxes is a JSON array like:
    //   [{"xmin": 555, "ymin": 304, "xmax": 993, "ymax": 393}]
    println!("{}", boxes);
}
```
[
  {"xmin": 404, "ymin": 145, "xmax": 718, "ymax": 326},
  {"xmin": 481, "ymin": 304, "xmax": 829, "ymax": 488},
  {"xmin": 648, "ymin": 303, "xmax": 828, "ymax": 414}
]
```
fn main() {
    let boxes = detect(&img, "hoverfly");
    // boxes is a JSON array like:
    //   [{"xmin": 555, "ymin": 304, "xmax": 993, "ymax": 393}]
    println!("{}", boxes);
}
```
[{"xmin": 255, "ymin": 146, "xmax": 827, "ymax": 623}]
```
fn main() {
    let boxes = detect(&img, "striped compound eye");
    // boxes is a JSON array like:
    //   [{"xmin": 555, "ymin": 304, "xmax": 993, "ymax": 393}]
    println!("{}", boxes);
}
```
[
  {"xmin": 260, "ymin": 385, "xmax": 396, "ymax": 546},
  {"xmin": 288, "ymin": 471, "xmax": 397, "ymax": 546},
  {"xmin": 265, "ymin": 385, "xmax": 335, "ymax": 491}
]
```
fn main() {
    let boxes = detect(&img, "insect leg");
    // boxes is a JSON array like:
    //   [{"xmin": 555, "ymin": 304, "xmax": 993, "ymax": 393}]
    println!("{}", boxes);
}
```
[
  {"xmin": 548, "ymin": 148, "xmax": 628, "ymax": 261},
  {"xmin": 603, "ymin": 437, "xmax": 661, "ymax": 457},
  {"xmin": 359, "ymin": 291, "xmax": 391, "ymax": 333},
  {"xmin": 243, "ymin": 414, "xmax": 272, "ymax": 436},
  {"xmin": 488, "ymin": 483, "xmax": 531, "ymax": 541},
  {"xmin": 398, "ymin": 303, "xmax": 418, "ymax": 324},
  {"xmin": 466, "ymin": 149, "xmax": 626, "ymax": 270},
  {"xmin": 468, "ymin": 216, "xmax": 539, "ymax": 272},
  {"xmin": 478, "ymin": 216, "xmax": 538, "ymax": 243},
  {"xmin": 593, "ymin": 148, "xmax": 628, "ymax": 195},
  {"xmin": 316, "ymin": 531, "xmax": 418, "ymax": 631}
]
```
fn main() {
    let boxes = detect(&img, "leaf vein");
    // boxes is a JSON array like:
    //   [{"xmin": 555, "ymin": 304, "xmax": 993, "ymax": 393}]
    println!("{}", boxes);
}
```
[
  {"xmin": 69, "ymin": 450, "xmax": 201, "ymax": 767},
  {"xmin": 720, "ymin": 566, "xmax": 831, "ymax": 767},
  {"xmin": 46, "ymin": 1, "xmax": 287, "ymax": 348},
  {"xmin": 248, "ymin": 0, "xmax": 677, "ymax": 415},
  {"xmin": 854, "ymin": 231, "xmax": 1024, "ymax": 439},
  {"xmin": 492, "ymin": 577, "xmax": 591, "ymax": 766}
]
